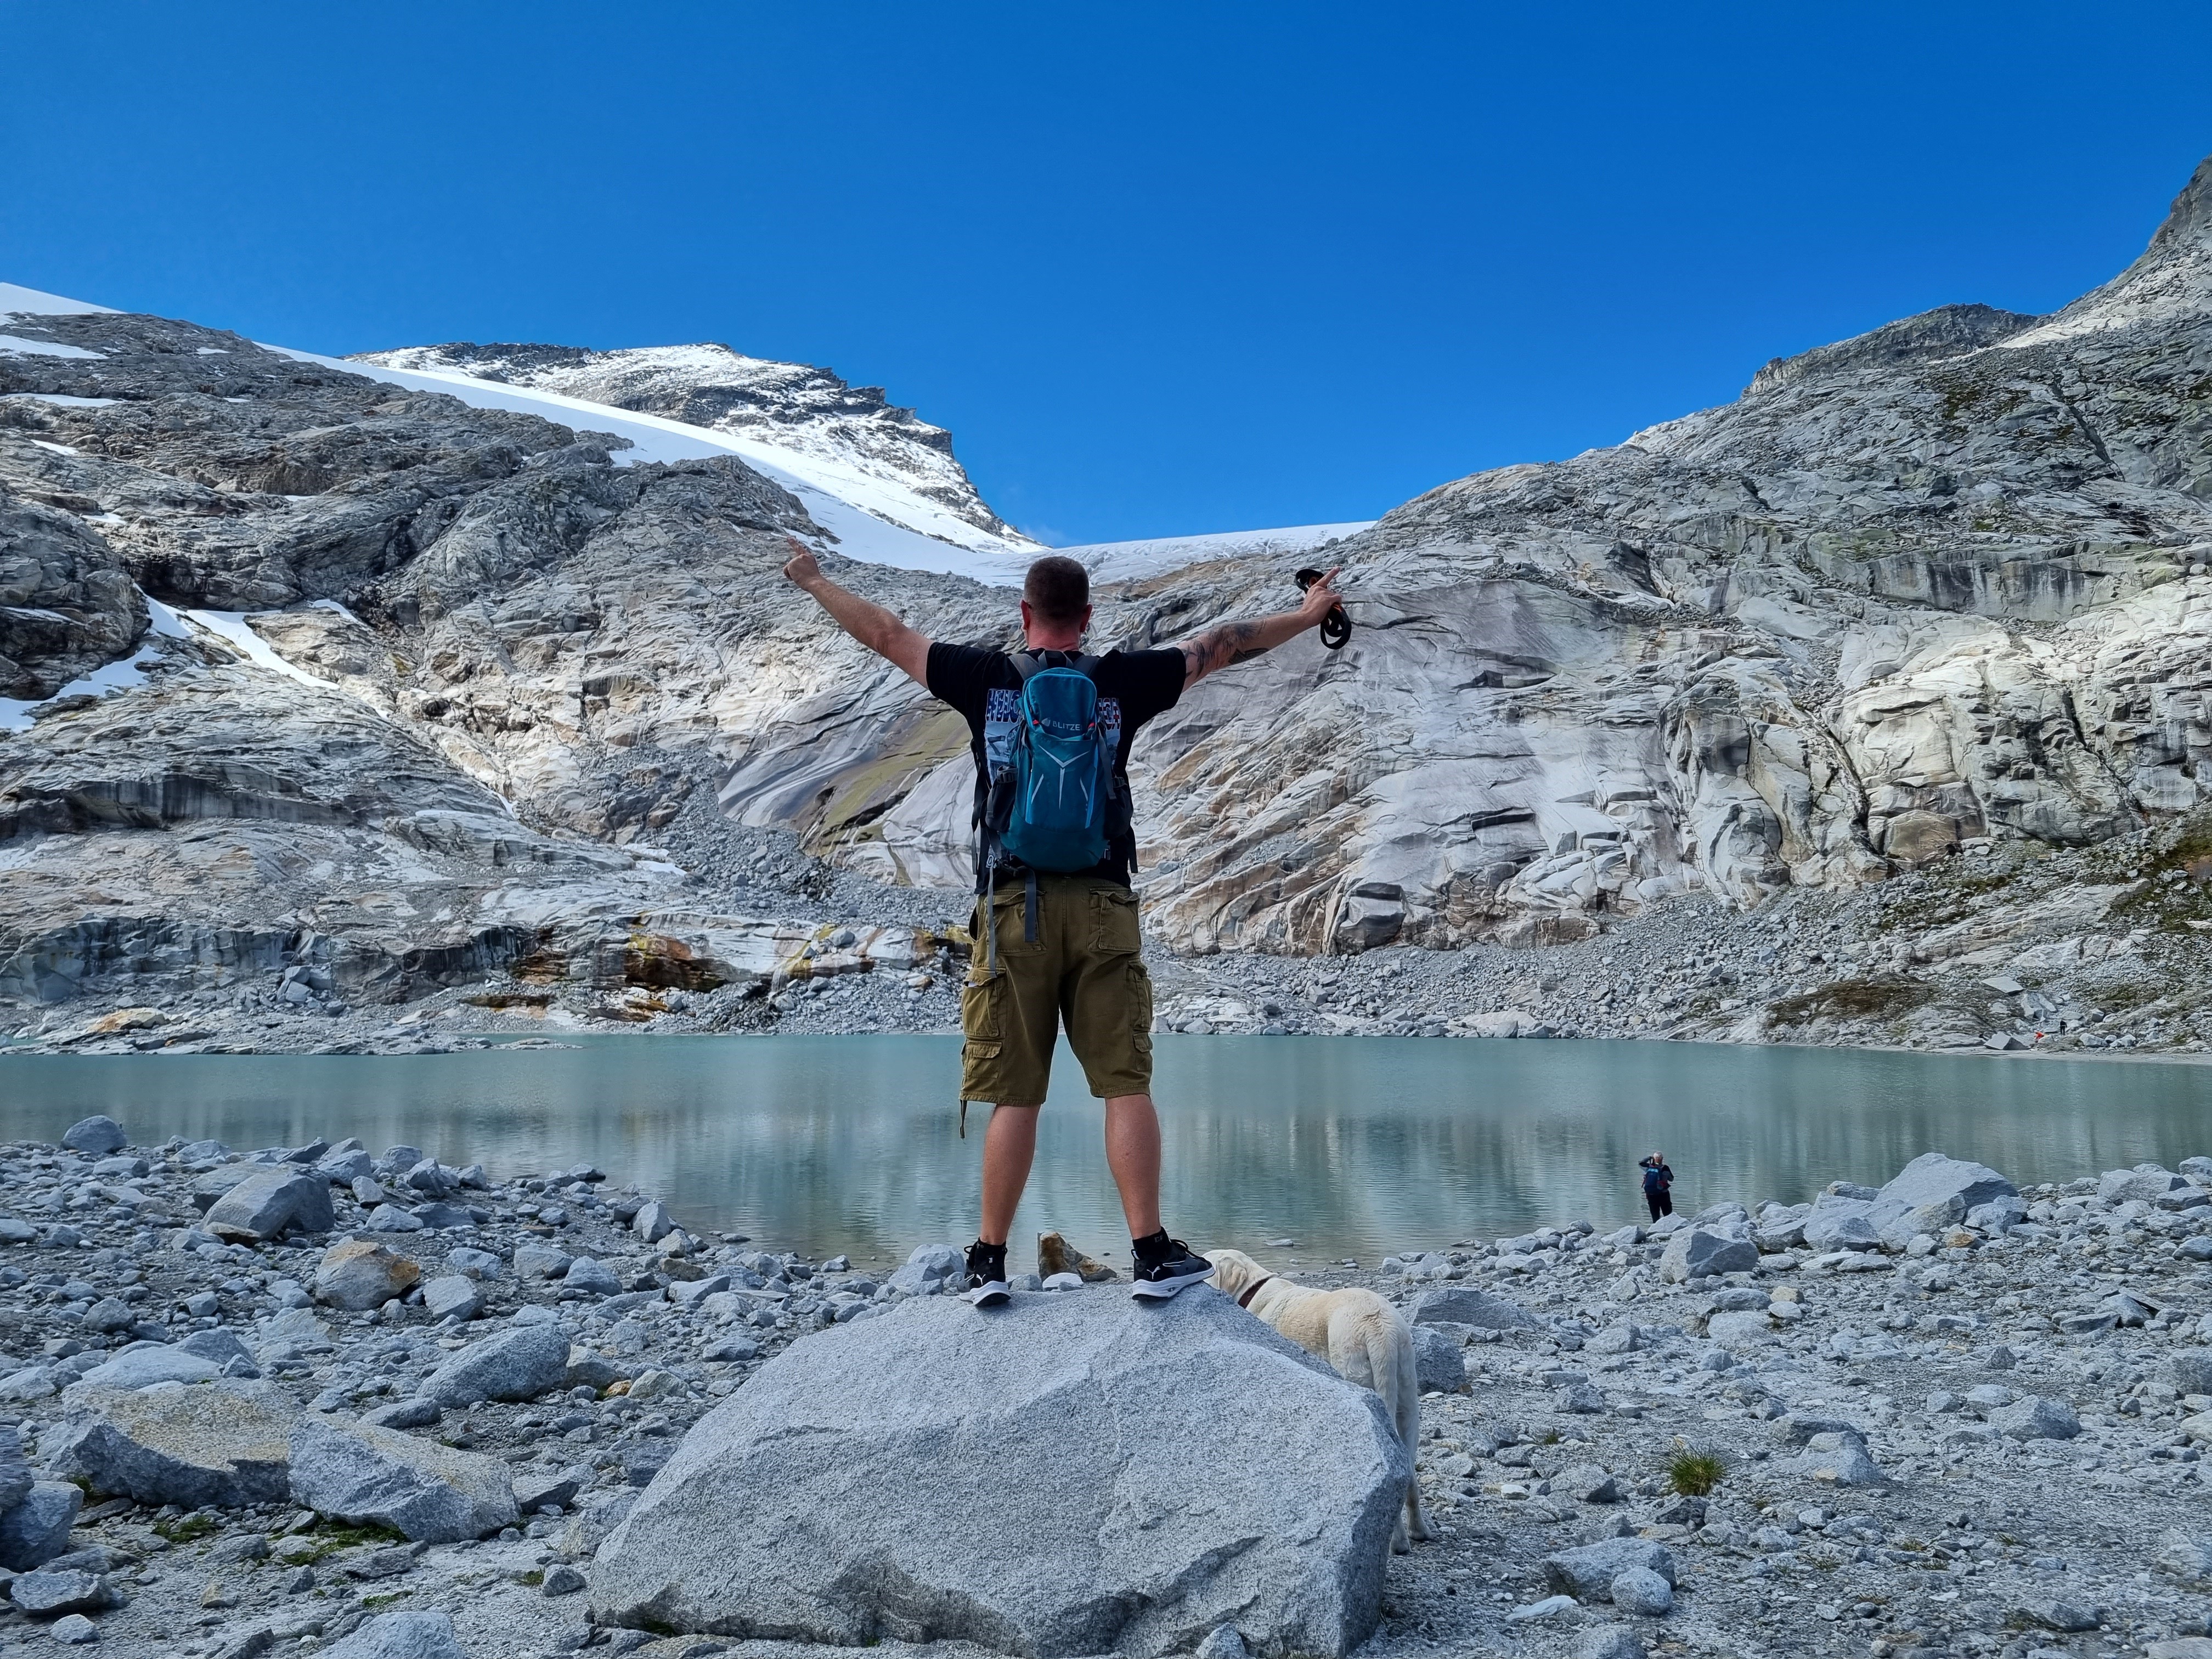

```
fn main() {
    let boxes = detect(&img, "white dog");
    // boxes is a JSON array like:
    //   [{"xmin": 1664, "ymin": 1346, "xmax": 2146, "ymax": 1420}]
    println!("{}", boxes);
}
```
[{"xmin": 1206, "ymin": 1248, "xmax": 1433, "ymax": 1552}]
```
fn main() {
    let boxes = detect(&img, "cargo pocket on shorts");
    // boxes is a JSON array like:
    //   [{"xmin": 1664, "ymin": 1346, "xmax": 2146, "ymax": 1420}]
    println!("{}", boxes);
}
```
[
  {"xmin": 961, "ymin": 971, "xmax": 1004, "ymax": 1043},
  {"xmin": 1091, "ymin": 886, "xmax": 1142, "ymax": 956},
  {"xmin": 1127, "ymin": 959, "xmax": 1154, "ymax": 1055}
]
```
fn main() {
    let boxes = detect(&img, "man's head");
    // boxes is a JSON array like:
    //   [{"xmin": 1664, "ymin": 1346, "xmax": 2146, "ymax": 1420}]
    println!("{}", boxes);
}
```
[{"xmin": 1020, "ymin": 555, "xmax": 1092, "ymax": 648}]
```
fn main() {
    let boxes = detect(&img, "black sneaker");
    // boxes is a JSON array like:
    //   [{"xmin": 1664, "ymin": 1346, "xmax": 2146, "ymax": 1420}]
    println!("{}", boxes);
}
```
[
  {"xmin": 1131, "ymin": 1234, "xmax": 1212, "ymax": 1300},
  {"xmin": 964, "ymin": 1239, "xmax": 1010, "ymax": 1308}
]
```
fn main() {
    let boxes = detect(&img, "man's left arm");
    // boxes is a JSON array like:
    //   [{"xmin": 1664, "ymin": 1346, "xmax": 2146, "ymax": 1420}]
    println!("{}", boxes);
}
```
[{"xmin": 1173, "ymin": 566, "xmax": 1341, "ymax": 691}]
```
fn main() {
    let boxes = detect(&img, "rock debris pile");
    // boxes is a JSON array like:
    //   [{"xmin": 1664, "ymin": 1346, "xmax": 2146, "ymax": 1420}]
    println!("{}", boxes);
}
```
[{"xmin": 0, "ymin": 1117, "xmax": 2203, "ymax": 1657}]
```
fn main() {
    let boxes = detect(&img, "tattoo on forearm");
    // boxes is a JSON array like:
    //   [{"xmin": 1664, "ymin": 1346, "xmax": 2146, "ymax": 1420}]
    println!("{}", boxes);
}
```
[{"xmin": 1181, "ymin": 619, "xmax": 1268, "ymax": 680}]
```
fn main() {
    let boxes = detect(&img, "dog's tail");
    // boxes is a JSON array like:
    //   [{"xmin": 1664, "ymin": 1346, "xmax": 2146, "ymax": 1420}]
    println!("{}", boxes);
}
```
[{"xmin": 1365, "ymin": 1314, "xmax": 1420, "ymax": 1453}]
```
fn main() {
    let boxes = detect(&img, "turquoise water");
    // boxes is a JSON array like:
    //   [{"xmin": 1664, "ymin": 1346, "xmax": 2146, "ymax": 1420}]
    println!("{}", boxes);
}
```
[{"xmin": 3, "ymin": 1037, "xmax": 2207, "ymax": 1271}]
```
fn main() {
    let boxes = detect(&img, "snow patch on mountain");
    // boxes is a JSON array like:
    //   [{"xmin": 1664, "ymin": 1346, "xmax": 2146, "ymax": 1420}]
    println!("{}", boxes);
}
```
[
  {"xmin": 1063, "ymin": 521, "xmax": 1375, "ymax": 580},
  {"xmin": 269, "ymin": 343, "xmax": 1039, "ymax": 584}
]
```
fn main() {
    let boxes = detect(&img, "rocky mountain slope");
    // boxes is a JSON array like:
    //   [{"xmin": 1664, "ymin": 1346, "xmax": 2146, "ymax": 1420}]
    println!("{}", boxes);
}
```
[
  {"xmin": 4, "ymin": 155, "xmax": 2211, "ymax": 1053},
  {"xmin": 352, "ymin": 340, "xmax": 1023, "ymax": 541}
]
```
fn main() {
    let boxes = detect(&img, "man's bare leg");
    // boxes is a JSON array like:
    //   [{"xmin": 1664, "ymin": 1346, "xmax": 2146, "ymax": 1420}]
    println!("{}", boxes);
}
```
[
  {"xmin": 978, "ymin": 1103, "xmax": 1040, "ymax": 1246},
  {"xmin": 1104, "ymin": 1093, "xmax": 1162, "ymax": 1239}
]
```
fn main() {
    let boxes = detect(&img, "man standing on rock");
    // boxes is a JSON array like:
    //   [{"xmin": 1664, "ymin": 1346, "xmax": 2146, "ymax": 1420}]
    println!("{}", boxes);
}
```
[{"xmin": 782, "ymin": 538, "xmax": 1344, "ymax": 1305}]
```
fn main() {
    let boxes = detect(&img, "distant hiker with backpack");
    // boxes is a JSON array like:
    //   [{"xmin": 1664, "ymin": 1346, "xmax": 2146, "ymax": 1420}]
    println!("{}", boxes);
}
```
[
  {"xmin": 781, "ymin": 539, "xmax": 1345, "ymax": 1306},
  {"xmin": 1641, "ymin": 1152, "xmax": 1674, "ymax": 1222}
]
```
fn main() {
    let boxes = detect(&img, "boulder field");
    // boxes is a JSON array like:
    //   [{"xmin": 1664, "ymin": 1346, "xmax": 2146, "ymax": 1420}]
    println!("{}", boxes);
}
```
[{"xmin": 0, "ymin": 1118, "xmax": 2203, "ymax": 1657}]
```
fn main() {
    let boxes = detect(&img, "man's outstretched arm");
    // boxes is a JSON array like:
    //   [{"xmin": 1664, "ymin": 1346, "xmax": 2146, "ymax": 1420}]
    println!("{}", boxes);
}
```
[
  {"xmin": 1174, "ymin": 566, "xmax": 1342, "ymax": 691},
  {"xmin": 781, "ymin": 538, "xmax": 932, "ymax": 687}
]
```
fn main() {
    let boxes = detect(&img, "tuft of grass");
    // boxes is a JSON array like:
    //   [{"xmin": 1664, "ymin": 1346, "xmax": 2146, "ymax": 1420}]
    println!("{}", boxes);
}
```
[
  {"xmin": 154, "ymin": 1513, "xmax": 221, "ymax": 1544},
  {"xmin": 1667, "ymin": 1446, "xmax": 1726, "ymax": 1497}
]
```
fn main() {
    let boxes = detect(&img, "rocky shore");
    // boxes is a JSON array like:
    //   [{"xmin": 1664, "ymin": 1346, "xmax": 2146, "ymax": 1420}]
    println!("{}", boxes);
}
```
[
  {"xmin": 8, "ymin": 807, "xmax": 2210, "ymax": 1063},
  {"xmin": 0, "ymin": 1116, "xmax": 2204, "ymax": 1658}
]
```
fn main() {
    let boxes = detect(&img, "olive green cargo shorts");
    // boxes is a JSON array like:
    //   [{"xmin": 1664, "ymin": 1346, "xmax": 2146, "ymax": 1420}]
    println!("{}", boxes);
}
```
[{"xmin": 961, "ymin": 874, "xmax": 1155, "ymax": 1105}]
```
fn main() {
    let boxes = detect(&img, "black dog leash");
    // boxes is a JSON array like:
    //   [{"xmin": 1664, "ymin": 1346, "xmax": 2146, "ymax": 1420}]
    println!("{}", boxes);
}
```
[{"xmin": 1295, "ymin": 568, "xmax": 1351, "ymax": 650}]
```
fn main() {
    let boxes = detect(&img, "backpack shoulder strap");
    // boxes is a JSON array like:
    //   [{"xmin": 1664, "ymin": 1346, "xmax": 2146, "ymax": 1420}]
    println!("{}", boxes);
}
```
[
  {"xmin": 1011, "ymin": 651, "xmax": 1042, "ymax": 683},
  {"xmin": 1072, "ymin": 653, "xmax": 1102, "ymax": 681}
]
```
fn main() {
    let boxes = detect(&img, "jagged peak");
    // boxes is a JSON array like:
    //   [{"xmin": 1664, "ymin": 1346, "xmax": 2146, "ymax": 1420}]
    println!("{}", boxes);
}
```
[
  {"xmin": 1744, "ymin": 303, "xmax": 2041, "ymax": 399},
  {"xmin": 2142, "ymin": 153, "xmax": 2212, "ymax": 261}
]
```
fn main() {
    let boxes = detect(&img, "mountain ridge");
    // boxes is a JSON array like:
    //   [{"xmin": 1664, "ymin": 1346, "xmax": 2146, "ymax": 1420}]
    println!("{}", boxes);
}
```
[{"xmin": 4, "ymin": 154, "xmax": 2211, "ymax": 1059}]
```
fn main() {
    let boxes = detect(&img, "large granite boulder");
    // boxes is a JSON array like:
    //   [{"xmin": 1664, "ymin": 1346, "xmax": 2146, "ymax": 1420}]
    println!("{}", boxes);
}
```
[
  {"xmin": 1870, "ymin": 1154, "xmax": 2016, "ymax": 1245},
  {"xmin": 41, "ymin": 1380, "xmax": 295, "ymax": 1508},
  {"xmin": 289, "ymin": 1419, "xmax": 518, "ymax": 1543},
  {"xmin": 590, "ymin": 1286, "xmax": 1408, "ymax": 1657},
  {"xmin": 204, "ymin": 1167, "xmax": 335, "ymax": 1242}
]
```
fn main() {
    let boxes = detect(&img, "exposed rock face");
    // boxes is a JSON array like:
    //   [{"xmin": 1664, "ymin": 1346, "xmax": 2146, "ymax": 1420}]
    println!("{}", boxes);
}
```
[{"xmin": 5, "ymin": 155, "xmax": 2212, "ymax": 1022}]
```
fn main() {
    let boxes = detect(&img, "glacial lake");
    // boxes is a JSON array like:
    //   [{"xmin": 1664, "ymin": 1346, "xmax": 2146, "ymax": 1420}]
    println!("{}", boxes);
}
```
[{"xmin": 4, "ymin": 1037, "xmax": 2208, "ymax": 1274}]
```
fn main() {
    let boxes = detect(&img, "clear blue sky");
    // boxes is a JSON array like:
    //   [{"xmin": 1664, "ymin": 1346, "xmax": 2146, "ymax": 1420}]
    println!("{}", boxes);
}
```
[{"xmin": 5, "ymin": 3, "xmax": 2209, "ymax": 546}]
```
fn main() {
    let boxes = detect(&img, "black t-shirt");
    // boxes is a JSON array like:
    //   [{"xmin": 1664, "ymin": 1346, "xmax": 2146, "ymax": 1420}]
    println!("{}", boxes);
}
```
[{"xmin": 926, "ymin": 642, "xmax": 1186, "ymax": 890}]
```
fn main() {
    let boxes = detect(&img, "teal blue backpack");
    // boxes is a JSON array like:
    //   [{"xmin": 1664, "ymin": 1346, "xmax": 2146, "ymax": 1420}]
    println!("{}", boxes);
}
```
[{"xmin": 999, "ymin": 654, "xmax": 1114, "ymax": 872}]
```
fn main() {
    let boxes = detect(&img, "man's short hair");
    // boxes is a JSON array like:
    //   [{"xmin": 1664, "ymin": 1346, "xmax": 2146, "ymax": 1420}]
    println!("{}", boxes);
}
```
[{"xmin": 1023, "ymin": 555, "xmax": 1090, "ymax": 627}]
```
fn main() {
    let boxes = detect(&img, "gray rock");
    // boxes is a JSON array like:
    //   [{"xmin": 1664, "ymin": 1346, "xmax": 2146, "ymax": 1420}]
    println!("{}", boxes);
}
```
[
  {"xmin": 2169, "ymin": 1355, "xmax": 2212, "ymax": 1398},
  {"xmin": 543, "ymin": 1562, "xmax": 586, "ymax": 1596},
  {"xmin": 288, "ymin": 1419, "xmax": 519, "ymax": 1543},
  {"xmin": 7, "ymin": 1568, "xmax": 109, "ymax": 1616},
  {"xmin": 360, "ymin": 1398, "xmax": 441, "ymax": 1431},
  {"xmin": 631, "ymin": 1200, "xmax": 675, "ymax": 1243},
  {"xmin": 60, "ymin": 1117, "xmax": 127, "ymax": 1155},
  {"xmin": 590, "ymin": 1288, "xmax": 1406, "ymax": 1656},
  {"xmin": 1870, "ymin": 1153, "xmax": 2017, "ymax": 1243},
  {"xmin": 1411, "ymin": 1325, "xmax": 1468, "ymax": 1393},
  {"xmin": 513, "ymin": 1244, "xmax": 573, "ymax": 1280},
  {"xmin": 2100, "ymin": 1165, "xmax": 2189, "ymax": 1205},
  {"xmin": 0, "ymin": 1425, "xmax": 33, "ymax": 1513},
  {"xmin": 1609, "ymin": 1566, "xmax": 1673, "ymax": 1616},
  {"xmin": 2156, "ymin": 1528, "xmax": 2212, "ymax": 1586},
  {"xmin": 76, "ymin": 1344, "xmax": 221, "ymax": 1389},
  {"xmin": 315, "ymin": 1150, "xmax": 376, "ymax": 1185},
  {"xmin": 321, "ymin": 1609, "xmax": 467, "ymax": 1659},
  {"xmin": 404, "ymin": 1158, "xmax": 455, "ymax": 1197},
  {"xmin": 204, "ymin": 1168, "xmax": 334, "ymax": 1242},
  {"xmin": 421, "ymin": 1323, "xmax": 569, "ymax": 1406},
  {"xmin": 314, "ymin": 1240, "xmax": 421, "ymax": 1311},
  {"xmin": 562, "ymin": 1257, "xmax": 621, "ymax": 1296},
  {"xmin": 1574, "ymin": 1628, "xmax": 1648, "ymax": 1659},
  {"xmin": 515, "ymin": 1469, "xmax": 583, "ymax": 1513},
  {"xmin": 1553, "ymin": 1463, "xmax": 1621, "ymax": 1503},
  {"xmin": 445, "ymin": 1247, "xmax": 504, "ymax": 1279},
  {"xmin": 1409, "ymin": 1286, "xmax": 1539, "ymax": 1330},
  {"xmin": 190, "ymin": 1165, "xmax": 263, "ymax": 1211},
  {"xmin": 884, "ymin": 1243, "xmax": 963, "ymax": 1296},
  {"xmin": 1799, "ymin": 1196, "xmax": 1881, "ymax": 1251},
  {"xmin": 1544, "ymin": 1538, "xmax": 1677, "ymax": 1600},
  {"xmin": 419, "ymin": 1275, "xmax": 483, "ymax": 1322},
  {"xmin": 2017, "ymin": 1598, "xmax": 2101, "ymax": 1632},
  {"xmin": 366, "ymin": 1204, "xmax": 424, "ymax": 1232},
  {"xmin": 177, "ymin": 1329, "xmax": 261, "ymax": 1376},
  {"xmin": 1791, "ymin": 1431, "xmax": 1886, "ymax": 1487},
  {"xmin": 1989, "ymin": 1396, "xmax": 2081, "ymax": 1441},
  {"xmin": 41, "ymin": 1380, "xmax": 295, "ymax": 1507},
  {"xmin": 563, "ymin": 1350, "xmax": 620, "ymax": 1391},
  {"xmin": 48, "ymin": 1613, "xmax": 99, "ymax": 1645},
  {"xmin": 0, "ymin": 1481, "xmax": 82, "ymax": 1571},
  {"xmin": 1193, "ymin": 1625, "xmax": 1248, "ymax": 1659},
  {"xmin": 1658, "ymin": 1228, "xmax": 1757, "ymax": 1283},
  {"xmin": 1706, "ymin": 1310, "xmax": 1773, "ymax": 1347}
]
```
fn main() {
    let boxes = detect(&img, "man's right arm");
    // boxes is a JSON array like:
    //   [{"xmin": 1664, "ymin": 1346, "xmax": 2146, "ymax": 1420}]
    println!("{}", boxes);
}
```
[{"xmin": 781, "ymin": 538, "xmax": 932, "ymax": 687}]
